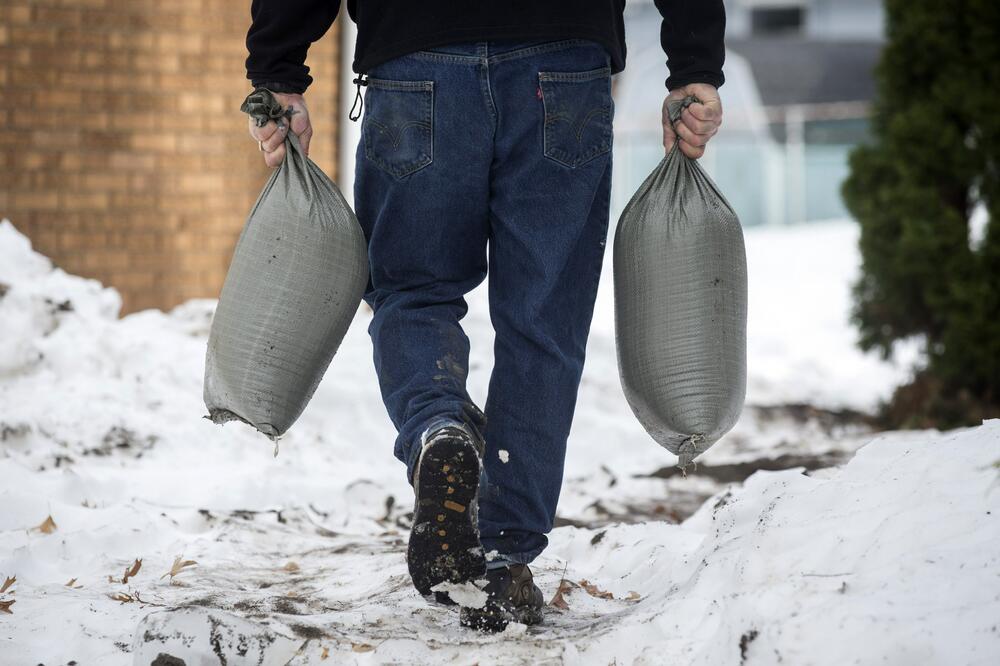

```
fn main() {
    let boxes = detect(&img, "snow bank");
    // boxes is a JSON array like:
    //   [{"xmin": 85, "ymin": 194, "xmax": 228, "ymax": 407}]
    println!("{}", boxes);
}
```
[
  {"xmin": 1, "ymin": 219, "xmax": 997, "ymax": 665},
  {"xmin": 545, "ymin": 422, "xmax": 1000, "ymax": 664}
]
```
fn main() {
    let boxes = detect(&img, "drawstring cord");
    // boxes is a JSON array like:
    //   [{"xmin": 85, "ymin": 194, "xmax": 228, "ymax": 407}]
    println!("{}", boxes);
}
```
[{"xmin": 349, "ymin": 74, "xmax": 368, "ymax": 122}]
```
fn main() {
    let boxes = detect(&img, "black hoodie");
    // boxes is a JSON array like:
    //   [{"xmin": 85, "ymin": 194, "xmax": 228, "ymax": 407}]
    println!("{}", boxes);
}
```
[{"xmin": 246, "ymin": 0, "xmax": 726, "ymax": 93}]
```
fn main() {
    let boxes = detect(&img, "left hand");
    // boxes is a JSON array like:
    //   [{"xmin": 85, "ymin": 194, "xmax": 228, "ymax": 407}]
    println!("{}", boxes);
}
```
[
  {"xmin": 248, "ymin": 92, "xmax": 313, "ymax": 168},
  {"xmin": 662, "ymin": 83, "xmax": 722, "ymax": 159}
]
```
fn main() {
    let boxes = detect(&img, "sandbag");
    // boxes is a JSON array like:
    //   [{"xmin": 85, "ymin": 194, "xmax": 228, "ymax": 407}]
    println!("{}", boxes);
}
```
[
  {"xmin": 613, "ymin": 96, "xmax": 747, "ymax": 469},
  {"xmin": 203, "ymin": 89, "xmax": 369, "ymax": 439}
]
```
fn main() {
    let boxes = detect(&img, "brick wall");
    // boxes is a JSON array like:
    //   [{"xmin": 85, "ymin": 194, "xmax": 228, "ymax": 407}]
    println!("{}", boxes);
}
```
[{"xmin": 0, "ymin": 0, "xmax": 342, "ymax": 313}]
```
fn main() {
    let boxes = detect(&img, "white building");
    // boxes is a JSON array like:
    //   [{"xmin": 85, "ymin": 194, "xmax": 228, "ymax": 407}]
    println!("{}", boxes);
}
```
[{"xmin": 614, "ymin": 0, "xmax": 885, "ymax": 226}]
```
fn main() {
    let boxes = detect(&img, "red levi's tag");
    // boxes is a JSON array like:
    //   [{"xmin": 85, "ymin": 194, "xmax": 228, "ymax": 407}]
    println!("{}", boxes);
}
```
[{"xmin": 537, "ymin": 86, "xmax": 543, "ymax": 100}]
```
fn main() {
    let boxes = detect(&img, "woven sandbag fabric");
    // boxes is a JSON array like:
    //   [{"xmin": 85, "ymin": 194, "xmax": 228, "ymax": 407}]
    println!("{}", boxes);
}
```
[
  {"xmin": 613, "ymin": 97, "xmax": 747, "ymax": 469},
  {"xmin": 204, "ymin": 128, "xmax": 369, "ymax": 439}
]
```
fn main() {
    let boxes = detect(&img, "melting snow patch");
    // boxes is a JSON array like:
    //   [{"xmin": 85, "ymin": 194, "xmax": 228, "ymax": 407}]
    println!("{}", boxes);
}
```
[
  {"xmin": 502, "ymin": 622, "xmax": 527, "ymax": 637},
  {"xmin": 431, "ymin": 580, "xmax": 488, "ymax": 609},
  {"xmin": 498, "ymin": 449, "xmax": 510, "ymax": 463}
]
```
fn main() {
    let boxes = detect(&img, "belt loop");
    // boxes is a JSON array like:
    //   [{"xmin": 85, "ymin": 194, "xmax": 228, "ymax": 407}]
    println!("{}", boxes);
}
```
[{"xmin": 349, "ymin": 74, "xmax": 368, "ymax": 122}]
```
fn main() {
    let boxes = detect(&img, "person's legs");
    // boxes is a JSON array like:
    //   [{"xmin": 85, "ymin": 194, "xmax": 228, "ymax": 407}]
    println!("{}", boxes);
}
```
[
  {"xmin": 353, "ymin": 37, "xmax": 614, "ymax": 590},
  {"xmin": 477, "ymin": 40, "xmax": 615, "ymax": 565},
  {"xmin": 353, "ymin": 46, "xmax": 493, "ymax": 478}
]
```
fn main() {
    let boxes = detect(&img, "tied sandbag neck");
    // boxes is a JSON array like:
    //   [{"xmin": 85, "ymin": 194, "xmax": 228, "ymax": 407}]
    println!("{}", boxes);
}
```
[
  {"xmin": 240, "ymin": 87, "xmax": 313, "ymax": 196},
  {"xmin": 667, "ymin": 95, "xmax": 700, "ymax": 157},
  {"xmin": 677, "ymin": 434, "xmax": 704, "ymax": 476},
  {"xmin": 241, "ymin": 87, "xmax": 293, "ymax": 128}
]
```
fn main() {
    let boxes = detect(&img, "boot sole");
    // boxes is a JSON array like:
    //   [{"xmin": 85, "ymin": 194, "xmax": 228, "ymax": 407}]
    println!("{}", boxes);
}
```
[
  {"xmin": 408, "ymin": 435, "xmax": 486, "ymax": 598},
  {"xmin": 460, "ymin": 599, "xmax": 545, "ymax": 632}
]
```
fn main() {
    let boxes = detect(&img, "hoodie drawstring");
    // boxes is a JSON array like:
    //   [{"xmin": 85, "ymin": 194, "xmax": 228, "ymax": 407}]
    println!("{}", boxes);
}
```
[{"xmin": 349, "ymin": 74, "xmax": 368, "ymax": 122}]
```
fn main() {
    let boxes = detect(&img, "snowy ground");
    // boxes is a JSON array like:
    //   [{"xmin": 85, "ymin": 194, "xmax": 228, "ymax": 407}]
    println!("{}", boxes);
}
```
[{"xmin": 1, "ymin": 217, "xmax": 997, "ymax": 665}]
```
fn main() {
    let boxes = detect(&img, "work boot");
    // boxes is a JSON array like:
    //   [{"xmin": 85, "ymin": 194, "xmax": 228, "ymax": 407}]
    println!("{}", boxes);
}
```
[
  {"xmin": 460, "ymin": 564, "xmax": 545, "ymax": 632},
  {"xmin": 408, "ymin": 424, "xmax": 486, "ymax": 601}
]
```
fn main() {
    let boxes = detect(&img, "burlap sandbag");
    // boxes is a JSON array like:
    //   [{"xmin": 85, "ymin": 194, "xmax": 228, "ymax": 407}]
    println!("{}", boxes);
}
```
[
  {"xmin": 204, "ymin": 90, "xmax": 369, "ymax": 439},
  {"xmin": 613, "ymin": 96, "xmax": 747, "ymax": 469}
]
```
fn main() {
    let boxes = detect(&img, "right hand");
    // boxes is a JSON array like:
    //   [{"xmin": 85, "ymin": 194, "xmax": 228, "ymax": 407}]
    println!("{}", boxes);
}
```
[{"xmin": 248, "ymin": 92, "xmax": 313, "ymax": 168}]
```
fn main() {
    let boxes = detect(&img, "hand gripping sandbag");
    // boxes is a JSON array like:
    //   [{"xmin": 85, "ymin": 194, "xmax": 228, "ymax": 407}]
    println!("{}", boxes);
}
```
[
  {"xmin": 203, "ymin": 89, "xmax": 369, "ymax": 439},
  {"xmin": 613, "ymin": 96, "xmax": 747, "ymax": 470}
]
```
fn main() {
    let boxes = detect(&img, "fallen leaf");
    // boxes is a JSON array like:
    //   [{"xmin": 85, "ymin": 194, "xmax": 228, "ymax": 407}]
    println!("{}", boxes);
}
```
[
  {"xmin": 65, "ymin": 578, "xmax": 83, "ymax": 589},
  {"xmin": 320, "ymin": 646, "xmax": 329, "ymax": 660},
  {"xmin": 0, "ymin": 576, "xmax": 14, "ymax": 594},
  {"xmin": 0, "ymin": 599, "xmax": 14, "ymax": 614},
  {"xmin": 161, "ymin": 556, "xmax": 197, "ymax": 580},
  {"xmin": 109, "ymin": 592, "xmax": 134, "ymax": 603},
  {"xmin": 548, "ymin": 578, "xmax": 577, "ymax": 610},
  {"xmin": 626, "ymin": 591, "xmax": 641, "ymax": 601},
  {"xmin": 579, "ymin": 579, "xmax": 614, "ymax": 600},
  {"xmin": 351, "ymin": 643, "xmax": 374, "ymax": 653},
  {"xmin": 283, "ymin": 561, "xmax": 300, "ymax": 573},
  {"xmin": 34, "ymin": 516, "xmax": 57, "ymax": 534},
  {"xmin": 122, "ymin": 558, "xmax": 142, "ymax": 584}
]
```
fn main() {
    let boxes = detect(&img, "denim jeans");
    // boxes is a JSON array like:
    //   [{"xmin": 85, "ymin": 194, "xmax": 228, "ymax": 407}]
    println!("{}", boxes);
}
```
[{"xmin": 354, "ymin": 39, "xmax": 614, "ymax": 566}]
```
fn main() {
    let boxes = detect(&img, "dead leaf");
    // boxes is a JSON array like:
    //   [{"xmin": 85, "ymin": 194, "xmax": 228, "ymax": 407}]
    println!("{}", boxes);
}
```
[
  {"xmin": 626, "ymin": 591, "xmax": 641, "ymax": 601},
  {"xmin": 109, "ymin": 592, "xmax": 134, "ymax": 603},
  {"xmin": 548, "ymin": 578, "xmax": 577, "ymax": 610},
  {"xmin": 320, "ymin": 646, "xmax": 329, "ymax": 660},
  {"xmin": 579, "ymin": 579, "xmax": 614, "ymax": 600},
  {"xmin": 122, "ymin": 558, "xmax": 142, "ymax": 584},
  {"xmin": 107, "ymin": 575, "xmax": 115, "ymax": 584},
  {"xmin": 351, "ymin": 643, "xmax": 374, "ymax": 653},
  {"xmin": 283, "ymin": 561, "xmax": 300, "ymax": 573},
  {"xmin": 65, "ymin": 578, "xmax": 83, "ymax": 589},
  {"xmin": 0, "ymin": 599, "xmax": 14, "ymax": 614},
  {"xmin": 161, "ymin": 556, "xmax": 197, "ymax": 580},
  {"xmin": 0, "ymin": 576, "xmax": 14, "ymax": 594},
  {"xmin": 34, "ymin": 515, "xmax": 57, "ymax": 534}
]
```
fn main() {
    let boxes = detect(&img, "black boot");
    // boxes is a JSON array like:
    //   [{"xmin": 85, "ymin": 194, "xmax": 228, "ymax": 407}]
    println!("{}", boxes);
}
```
[
  {"xmin": 407, "ymin": 424, "xmax": 487, "ymax": 601},
  {"xmin": 460, "ymin": 564, "xmax": 545, "ymax": 632}
]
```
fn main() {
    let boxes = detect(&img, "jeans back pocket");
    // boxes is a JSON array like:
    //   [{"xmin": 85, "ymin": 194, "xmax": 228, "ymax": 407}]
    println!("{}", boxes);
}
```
[
  {"xmin": 539, "ymin": 66, "xmax": 613, "ymax": 169},
  {"xmin": 363, "ymin": 78, "xmax": 434, "ymax": 179}
]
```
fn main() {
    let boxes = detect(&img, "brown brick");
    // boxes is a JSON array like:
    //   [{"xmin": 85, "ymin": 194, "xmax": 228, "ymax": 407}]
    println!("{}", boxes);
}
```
[
  {"xmin": 14, "ymin": 191, "xmax": 60, "ymax": 210},
  {"xmin": 62, "ymin": 191, "xmax": 110, "ymax": 210},
  {"xmin": 34, "ymin": 7, "xmax": 82, "ymax": 24},
  {"xmin": 108, "ymin": 152, "xmax": 156, "ymax": 171},
  {"xmin": 4, "ymin": 2, "xmax": 340, "ymax": 313},
  {"xmin": 130, "ymin": 133, "xmax": 177, "ymax": 152},
  {"xmin": 6, "ymin": 5, "xmax": 34, "ymax": 23}
]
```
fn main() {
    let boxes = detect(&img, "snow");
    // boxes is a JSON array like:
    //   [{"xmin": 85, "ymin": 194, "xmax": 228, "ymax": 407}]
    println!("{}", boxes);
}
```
[
  {"xmin": 431, "ymin": 581, "xmax": 488, "ymax": 609},
  {"xmin": 1, "ymin": 217, "xmax": 998, "ymax": 664},
  {"xmin": 498, "ymin": 449, "xmax": 510, "ymax": 464}
]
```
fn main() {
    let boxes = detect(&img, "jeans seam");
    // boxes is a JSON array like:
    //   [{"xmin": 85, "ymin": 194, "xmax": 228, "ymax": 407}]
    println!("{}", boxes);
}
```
[
  {"xmin": 410, "ymin": 51, "xmax": 482, "ymax": 65},
  {"xmin": 481, "ymin": 64, "xmax": 498, "ymax": 126},
  {"xmin": 410, "ymin": 39, "xmax": 597, "ymax": 68},
  {"xmin": 538, "ymin": 66, "xmax": 612, "ymax": 83},
  {"xmin": 488, "ymin": 39, "xmax": 592, "ymax": 65}
]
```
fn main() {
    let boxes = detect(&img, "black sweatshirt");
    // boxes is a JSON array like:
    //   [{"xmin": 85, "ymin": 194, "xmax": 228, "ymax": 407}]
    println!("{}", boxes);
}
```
[{"xmin": 246, "ymin": 1, "xmax": 725, "ymax": 94}]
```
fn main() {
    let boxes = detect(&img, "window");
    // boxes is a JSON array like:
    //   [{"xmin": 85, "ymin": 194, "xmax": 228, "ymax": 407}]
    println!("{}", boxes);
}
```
[{"xmin": 751, "ymin": 7, "xmax": 805, "ymax": 35}]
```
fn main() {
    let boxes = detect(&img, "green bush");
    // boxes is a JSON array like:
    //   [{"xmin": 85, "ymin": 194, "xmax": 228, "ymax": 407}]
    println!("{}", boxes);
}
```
[{"xmin": 842, "ymin": 0, "xmax": 1000, "ymax": 427}]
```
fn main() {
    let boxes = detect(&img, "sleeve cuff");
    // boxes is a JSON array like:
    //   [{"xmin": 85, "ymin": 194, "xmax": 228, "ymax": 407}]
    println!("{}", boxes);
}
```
[
  {"xmin": 666, "ymin": 71, "xmax": 725, "ymax": 91},
  {"xmin": 250, "ymin": 80, "xmax": 306, "ymax": 95}
]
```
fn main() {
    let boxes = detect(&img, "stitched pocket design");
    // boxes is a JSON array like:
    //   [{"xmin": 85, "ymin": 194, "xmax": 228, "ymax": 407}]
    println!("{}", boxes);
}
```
[
  {"xmin": 539, "ymin": 67, "xmax": 613, "ymax": 168},
  {"xmin": 363, "ymin": 78, "xmax": 434, "ymax": 179}
]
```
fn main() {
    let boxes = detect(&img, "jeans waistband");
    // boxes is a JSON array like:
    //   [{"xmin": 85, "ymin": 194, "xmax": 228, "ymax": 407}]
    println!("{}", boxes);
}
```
[{"xmin": 410, "ymin": 39, "xmax": 604, "ymax": 66}]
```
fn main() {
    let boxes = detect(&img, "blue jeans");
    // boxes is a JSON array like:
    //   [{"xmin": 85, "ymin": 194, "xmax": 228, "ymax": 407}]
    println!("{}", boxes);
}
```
[{"xmin": 354, "ymin": 39, "xmax": 614, "ymax": 566}]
